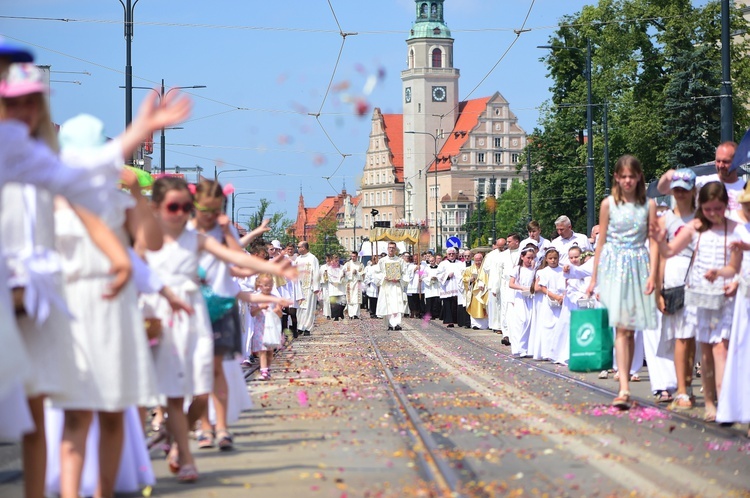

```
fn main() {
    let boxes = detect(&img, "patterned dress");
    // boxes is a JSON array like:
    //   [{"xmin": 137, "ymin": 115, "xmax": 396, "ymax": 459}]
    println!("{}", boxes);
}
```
[{"xmin": 598, "ymin": 196, "xmax": 656, "ymax": 330}]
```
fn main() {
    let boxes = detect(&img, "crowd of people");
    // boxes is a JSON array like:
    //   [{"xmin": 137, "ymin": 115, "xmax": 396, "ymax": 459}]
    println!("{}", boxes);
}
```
[{"xmin": 0, "ymin": 36, "xmax": 749, "ymax": 498}]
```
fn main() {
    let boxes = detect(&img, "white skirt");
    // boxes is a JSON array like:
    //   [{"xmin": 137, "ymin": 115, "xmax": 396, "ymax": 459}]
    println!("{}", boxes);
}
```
[
  {"xmin": 51, "ymin": 278, "xmax": 157, "ymax": 411},
  {"xmin": 208, "ymin": 359, "xmax": 253, "ymax": 425}
]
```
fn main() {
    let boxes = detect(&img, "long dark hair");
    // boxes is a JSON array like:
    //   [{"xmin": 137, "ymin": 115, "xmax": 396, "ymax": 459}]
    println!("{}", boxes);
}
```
[
  {"xmin": 152, "ymin": 176, "xmax": 191, "ymax": 205},
  {"xmin": 695, "ymin": 182, "xmax": 728, "ymax": 233}
]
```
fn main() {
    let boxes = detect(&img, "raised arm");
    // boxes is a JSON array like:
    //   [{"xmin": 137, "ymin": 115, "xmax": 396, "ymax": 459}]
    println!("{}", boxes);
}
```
[
  {"xmin": 201, "ymin": 235, "xmax": 296, "ymax": 280},
  {"xmin": 656, "ymin": 169, "xmax": 675, "ymax": 196}
]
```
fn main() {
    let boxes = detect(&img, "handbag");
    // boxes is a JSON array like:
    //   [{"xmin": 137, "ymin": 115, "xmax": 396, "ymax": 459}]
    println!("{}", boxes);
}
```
[
  {"xmin": 683, "ymin": 226, "xmax": 727, "ymax": 311},
  {"xmin": 660, "ymin": 285, "xmax": 685, "ymax": 314},
  {"xmin": 144, "ymin": 317, "xmax": 163, "ymax": 342},
  {"xmin": 198, "ymin": 266, "xmax": 236, "ymax": 322},
  {"xmin": 262, "ymin": 309, "xmax": 283, "ymax": 349}
]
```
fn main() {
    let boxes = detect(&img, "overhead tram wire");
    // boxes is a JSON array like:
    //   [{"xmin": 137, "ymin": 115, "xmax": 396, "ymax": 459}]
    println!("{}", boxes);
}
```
[{"xmin": 0, "ymin": 13, "xmax": 694, "ymax": 35}]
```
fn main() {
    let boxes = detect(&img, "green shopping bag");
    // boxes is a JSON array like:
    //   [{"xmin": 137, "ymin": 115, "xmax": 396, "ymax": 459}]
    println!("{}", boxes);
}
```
[{"xmin": 568, "ymin": 308, "xmax": 613, "ymax": 372}]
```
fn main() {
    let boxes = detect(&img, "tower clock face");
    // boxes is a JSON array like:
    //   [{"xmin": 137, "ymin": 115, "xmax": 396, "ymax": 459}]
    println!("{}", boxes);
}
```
[
  {"xmin": 405, "ymin": 87, "xmax": 412, "ymax": 103},
  {"xmin": 432, "ymin": 86, "xmax": 447, "ymax": 102}
]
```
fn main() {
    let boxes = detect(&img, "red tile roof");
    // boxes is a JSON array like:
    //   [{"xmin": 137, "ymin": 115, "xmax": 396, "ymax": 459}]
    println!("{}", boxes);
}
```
[
  {"xmin": 428, "ymin": 96, "xmax": 491, "ymax": 173},
  {"xmin": 351, "ymin": 194, "xmax": 361, "ymax": 206},
  {"xmin": 382, "ymin": 114, "xmax": 404, "ymax": 182}
]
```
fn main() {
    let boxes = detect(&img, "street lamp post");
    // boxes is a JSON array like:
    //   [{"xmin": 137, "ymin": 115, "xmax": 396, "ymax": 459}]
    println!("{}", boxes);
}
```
[
  {"xmin": 118, "ymin": 0, "xmax": 140, "ymax": 128},
  {"xmin": 489, "ymin": 175, "xmax": 497, "ymax": 241},
  {"xmin": 216, "ymin": 168, "xmax": 247, "ymax": 182},
  {"xmin": 405, "ymin": 130, "xmax": 441, "ymax": 251},
  {"xmin": 124, "ymin": 79, "xmax": 206, "ymax": 174},
  {"xmin": 526, "ymin": 147, "xmax": 533, "ymax": 221},
  {"xmin": 539, "ymin": 39, "xmax": 596, "ymax": 234},
  {"xmin": 231, "ymin": 191, "xmax": 255, "ymax": 225}
]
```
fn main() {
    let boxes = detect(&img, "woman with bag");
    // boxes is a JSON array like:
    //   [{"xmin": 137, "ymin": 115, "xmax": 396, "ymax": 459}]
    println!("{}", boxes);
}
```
[
  {"xmin": 249, "ymin": 274, "xmax": 284, "ymax": 380},
  {"xmin": 654, "ymin": 169, "xmax": 697, "ymax": 408},
  {"xmin": 653, "ymin": 182, "xmax": 742, "ymax": 422}
]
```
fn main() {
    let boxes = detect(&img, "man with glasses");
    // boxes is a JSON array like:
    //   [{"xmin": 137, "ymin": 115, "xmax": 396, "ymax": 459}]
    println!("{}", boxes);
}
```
[
  {"xmin": 375, "ymin": 242, "xmax": 409, "ymax": 330},
  {"xmin": 295, "ymin": 241, "xmax": 319, "ymax": 336},
  {"xmin": 657, "ymin": 142, "xmax": 743, "ymax": 210}
]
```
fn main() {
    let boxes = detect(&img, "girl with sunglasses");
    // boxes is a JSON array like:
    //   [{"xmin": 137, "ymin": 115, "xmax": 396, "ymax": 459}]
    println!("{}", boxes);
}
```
[
  {"xmin": 144, "ymin": 177, "xmax": 294, "ymax": 482},
  {"xmin": 188, "ymin": 180, "xmax": 247, "ymax": 452}
]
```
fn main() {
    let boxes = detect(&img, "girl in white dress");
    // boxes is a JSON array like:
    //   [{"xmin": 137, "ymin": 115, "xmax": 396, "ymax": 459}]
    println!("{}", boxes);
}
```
[
  {"xmin": 549, "ymin": 246, "xmax": 589, "ymax": 365},
  {"xmin": 717, "ymin": 183, "xmax": 750, "ymax": 435},
  {"xmin": 533, "ymin": 248, "xmax": 566, "ymax": 360},
  {"xmin": 654, "ymin": 182, "xmax": 741, "ymax": 422},
  {"xmin": 145, "ymin": 177, "xmax": 295, "ymax": 482},
  {"xmin": 655, "ymin": 169, "xmax": 697, "ymax": 408},
  {"xmin": 508, "ymin": 247, "xmax": 537, "ymax": 357}
]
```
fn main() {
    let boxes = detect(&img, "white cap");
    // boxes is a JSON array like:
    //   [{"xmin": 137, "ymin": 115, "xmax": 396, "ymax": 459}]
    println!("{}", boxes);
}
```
[{"xmin": 271, "ymin": 239, "xmax": 282, "ymax": 249}]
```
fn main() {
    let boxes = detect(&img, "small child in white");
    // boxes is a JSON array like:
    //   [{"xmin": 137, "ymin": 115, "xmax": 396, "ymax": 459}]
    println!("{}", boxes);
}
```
[{"xmin": 250, "ymin": 274, "xmax": 284, "ymax": 380}]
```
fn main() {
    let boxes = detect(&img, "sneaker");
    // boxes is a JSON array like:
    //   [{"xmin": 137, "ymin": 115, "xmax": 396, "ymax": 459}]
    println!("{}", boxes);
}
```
[
  {"xmin": 394, "ymin": 325, "xmax": 402, "ymax": 331},
  {"xmin": 303, "ymin": 330, "xmax": 311, "ymax": 336},
  {"xmin": 241, "ymin": 359, "xmax": 253, "ymax": 368}
]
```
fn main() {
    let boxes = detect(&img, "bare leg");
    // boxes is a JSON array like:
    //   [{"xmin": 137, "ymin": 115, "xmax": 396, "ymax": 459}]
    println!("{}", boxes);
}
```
[
  {"xmin": 60, "ymin": 410, "xmax": 93, "ymax": 498},
  {"xmin": 187, "ymin": 394, "xmax": 209, "ymax": 430},
  {"xmin": 674, "ymin": 338, "xmax": 691, "ymax": 396},
  {"xmin": 165, "ymin": 398, "xmax": 195, "ymax": 468},
  {"xmin": 700, "ymin": 342, "xmax": 717, "ymax": 417},
  {"xmin": 95, "ymin": 411, "xmax": 124, "ymax": 498},
  {"xmin": 23, "ymin": 396, "xmax": 46, "ymax": 498},
  {"xmin": 615, "ymin": 328, "xmax": 635, "ymax": 395},
  {"xmin": 200, "ymin": 356, "xmax": 228, "ymax": 434},
  {"xmin": 260, "ymin": 351, "xmax": 269, "ymax": 370},
  {"xmin": 712, "ymin": 339, "xmax": 729, "ymax": 400}
]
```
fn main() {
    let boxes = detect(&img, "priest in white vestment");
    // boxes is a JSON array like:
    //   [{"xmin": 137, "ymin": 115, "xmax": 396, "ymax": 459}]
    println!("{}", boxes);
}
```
[
  {"xmin": 437, "ymin": 248, "xmax": 464, "ymax": 327},
  {"xmin": 375, "ymin": 242, "xmax": 409, "ymax": 330},
  {"xmin": 483, "ymin": 238, "xmax": 505, "ymax": 332},
  {"xmin": 343, "ymin": 251, "xmax": 364, "ymax": 318},
  {"xmin": 295, "ymin": 241, "xmax": 319, "ymax": 336}
]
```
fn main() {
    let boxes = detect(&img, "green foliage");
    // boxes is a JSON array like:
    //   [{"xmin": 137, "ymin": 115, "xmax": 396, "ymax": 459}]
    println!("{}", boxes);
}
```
[
  {"xmin": 243, "ymin": 198, "xmax": 295, "ymax": 245},
  {"xmin": 463, "ymin": 181, "xmax": 530, "ymax": 247},
  {"xmin": 532, "ymin": 0, "xmax": 750, "ymax": 236},
  {"xmin": 308, "ymin": 216, "xmax": 346, "ymax": 262}
]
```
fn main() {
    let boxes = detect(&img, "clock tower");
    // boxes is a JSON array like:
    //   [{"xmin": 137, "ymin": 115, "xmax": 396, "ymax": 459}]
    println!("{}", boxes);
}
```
[{"xmin": 401, "ymin": 0, "xmax": 459, "ymax": 224}]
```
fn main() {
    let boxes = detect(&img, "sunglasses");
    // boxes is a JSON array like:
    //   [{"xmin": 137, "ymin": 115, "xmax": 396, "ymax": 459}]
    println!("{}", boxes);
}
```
[
  {"xmin": 165, "ymin": 202, "xmax": 194, "ymax": 214},
  {"xmin": 194, "ymin": 203, "xmax": 222, "ymax": 214}
]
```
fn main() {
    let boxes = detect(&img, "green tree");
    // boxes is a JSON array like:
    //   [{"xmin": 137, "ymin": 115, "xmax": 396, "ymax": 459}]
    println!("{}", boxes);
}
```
[
  {"xmin": 463, "ymin": 182, "xmax": 530, "ymax": 246},
  {"xmin": 531, "ymin": 0, "xmax": 750, "ymax": 236},
  {"xmin": 244, "ymin": 198, "xmax": 295, "ymax": 245},
  {"xmin": 308, "ymin": 216, "xmax": 346, "ymax": 262}
]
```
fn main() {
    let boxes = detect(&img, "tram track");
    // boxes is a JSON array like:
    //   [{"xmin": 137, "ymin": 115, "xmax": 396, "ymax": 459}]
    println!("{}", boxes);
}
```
[
  {"xmin": 436, "ymin": 322, "xmax": 744, "ymax": 440},
  {"xmin": 365, "ymin": 319, "xmax": 745, "ymax": 497}
]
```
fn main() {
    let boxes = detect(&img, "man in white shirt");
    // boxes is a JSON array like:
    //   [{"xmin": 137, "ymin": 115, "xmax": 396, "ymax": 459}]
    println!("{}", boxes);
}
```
[
  {"xmin": 519, "ymin": 220, "xmax": 551, "ymax": 254},
  {"xmin": 437, "ymin": 248, "xmax": 465, "ymax": 328},
  {"xmin": 657, "ymin": 141, "xmax": 744, "ymax": 210},
  {"xmin": 550, "ymin": 216, "xmax": 592, "ymax": 265}
]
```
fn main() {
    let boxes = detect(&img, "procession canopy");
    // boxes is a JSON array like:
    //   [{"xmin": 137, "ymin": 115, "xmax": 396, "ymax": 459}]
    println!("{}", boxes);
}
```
[{"xmin": 371, "ymin": 227, "xmax": 421, "ymax": 244}]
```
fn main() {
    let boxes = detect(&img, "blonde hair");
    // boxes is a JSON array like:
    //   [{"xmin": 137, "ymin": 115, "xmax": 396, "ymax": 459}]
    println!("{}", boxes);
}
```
[{"xmin": 0, "ymin": 93, "xmax": 58, "ymax": 153}]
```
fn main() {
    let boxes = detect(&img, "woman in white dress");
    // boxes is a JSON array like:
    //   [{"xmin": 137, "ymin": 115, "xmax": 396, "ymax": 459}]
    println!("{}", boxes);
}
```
[
  {"xmin": 654, "ymin": 182, "xmax": 742, "ymax": 422},
  {"xmin": 717, "ymin": 183, "xmax": 750, "ymax": 435}
]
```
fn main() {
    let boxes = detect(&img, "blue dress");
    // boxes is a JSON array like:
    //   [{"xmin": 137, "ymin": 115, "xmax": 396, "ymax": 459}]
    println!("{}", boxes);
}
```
[{"xmin": 598, "ymin": 196, "xmax": 656, "ymax": 330}]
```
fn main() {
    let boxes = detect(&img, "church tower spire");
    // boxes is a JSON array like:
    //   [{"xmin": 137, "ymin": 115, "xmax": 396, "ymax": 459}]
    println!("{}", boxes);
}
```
[{"xmin": 401, "ymin": 0, "xmax": 459, "ymax": 223}]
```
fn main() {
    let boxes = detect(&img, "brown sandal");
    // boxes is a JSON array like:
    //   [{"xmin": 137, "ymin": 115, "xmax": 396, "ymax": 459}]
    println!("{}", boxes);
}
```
[{"xmin": 613, "ymin": 391, "xmax": 632, "ymax": 410}]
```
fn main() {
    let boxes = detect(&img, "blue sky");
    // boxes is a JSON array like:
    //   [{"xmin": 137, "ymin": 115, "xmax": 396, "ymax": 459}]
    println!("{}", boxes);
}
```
[{"xmin": 0, "ymin": 0, "xmax": 670, "ymax": 220}]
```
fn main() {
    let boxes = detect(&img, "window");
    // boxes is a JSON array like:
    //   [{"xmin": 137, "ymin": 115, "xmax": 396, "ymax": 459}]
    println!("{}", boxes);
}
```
[
  {"xmin": 500, "ymin": 178, "xmax": 509, "ymax": 194},
  {"xmin": 418, "ymin": 103, "xmax": 421, "ymax": 113},
  {"xmin": 432, "ymin": 48, "xmax": 442, "ymax": 68},
  {"xmin": 430, "ymin": 211, "xmax": 435, "ymax": 227},
  {"xmin": 477, "ymin": 152, "xmax": 485, "ymax": 163},
  {"xmin": 409, "ymin": 49, "xmax": 414, "ymax": 68},
  {"xmin": 511, "ymin": 153, "xmax": 520, "ymax": 163},
  {"xmin": 388, "ymin": 213, "xmax": 392, "ymax": 221},
  {"xmin": 364, "ymin": 193, "xmax": 369, "ymax": 206},
  {"xmin": 376, "ymin": 192, "xmax": 381, "ymax": 205},
  {"xmin": 365, "ymin": 214, "xmax": 370, "ymax": 227},
  {"xmin": 477, "ymin": 178, "xmax": 486, "ymax": 202},
  {"xmin": 494, "ymin": 137, "xmax": 502, "ymax": 148},
  {"xmin": 429, "ymin": 185, "xmax": 440, "ymax": 199},
  {"xmin": 420, "ymin": 3, "xmax": 427, "ymax": 17},
  {"xmin": 377, "ymin": 172, "xmax": 381, "ymax": 183},
  {"xmin": 388, "ymin": 190, "xmax": 393, "ymax": 204},
  {"xmin": 494, "ymin": 153, "xmax": 502, "ymax": 164}
]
